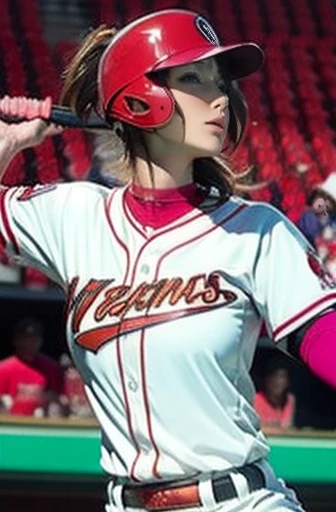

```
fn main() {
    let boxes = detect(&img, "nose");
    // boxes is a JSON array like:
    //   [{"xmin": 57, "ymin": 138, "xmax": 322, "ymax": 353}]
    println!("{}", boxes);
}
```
[{"xmin": 211, "ymin": 91, "xmax": 229, "ymax": 115}]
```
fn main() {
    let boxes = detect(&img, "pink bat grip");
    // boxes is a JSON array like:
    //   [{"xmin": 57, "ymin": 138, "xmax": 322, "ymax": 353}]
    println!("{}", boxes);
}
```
[{"xmin": 0, "ymin": 95, "xmax": 52, "ymax": 121}]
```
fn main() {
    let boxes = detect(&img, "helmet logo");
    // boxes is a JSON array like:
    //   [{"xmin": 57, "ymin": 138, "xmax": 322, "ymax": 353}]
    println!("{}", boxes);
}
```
[{"xmin": 195, "ymin": 16, "xmax": 220, "ymax": 46}]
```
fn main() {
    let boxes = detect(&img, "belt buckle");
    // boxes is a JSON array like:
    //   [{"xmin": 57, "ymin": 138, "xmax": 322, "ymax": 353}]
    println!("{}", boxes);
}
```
[{"xmin": 123, "ymin": 481, "xmax": 200, "ymax": 511}]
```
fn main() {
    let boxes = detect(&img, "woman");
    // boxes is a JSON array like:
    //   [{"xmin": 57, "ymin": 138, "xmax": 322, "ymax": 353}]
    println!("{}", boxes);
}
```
[
  {"xmin": 297, "ymin": 178, "xmax": 336, "ymax": 248},
  {"xmin": 254, "ymin": 358, "xmax": 295, "ymax": 429},
  {"xmin": 0, "ymin": 8, "xmax": 335, "ymax": 512}
]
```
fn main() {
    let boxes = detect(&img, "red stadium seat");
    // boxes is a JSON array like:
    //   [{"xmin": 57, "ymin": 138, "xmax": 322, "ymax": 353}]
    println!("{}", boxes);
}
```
[{"xmin": 0, "ymin": 0, "xmax": 335, "ymax": 224}]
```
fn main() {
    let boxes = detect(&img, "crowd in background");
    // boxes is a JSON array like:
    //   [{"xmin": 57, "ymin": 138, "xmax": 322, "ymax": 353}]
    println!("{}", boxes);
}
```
[
  {"xmin": 0, "ymin": 316, "xmax": 94, "ymax": 419},
  {"xmin": 0, "ymin": 311, "xmax": 336, "ymax": 430}
]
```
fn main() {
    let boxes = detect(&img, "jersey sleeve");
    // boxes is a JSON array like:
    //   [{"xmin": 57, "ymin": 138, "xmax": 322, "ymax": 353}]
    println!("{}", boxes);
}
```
[
  {"xmin": 0, "ymin": 182, "xmax": 105, "ymax": 288},
  {"xmin": 249, "ymin": 205, "xmax": 336, "ymax": 342}
]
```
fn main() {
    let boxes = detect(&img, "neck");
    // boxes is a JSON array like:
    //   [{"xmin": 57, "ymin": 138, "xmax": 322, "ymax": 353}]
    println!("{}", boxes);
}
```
[
  {"xmin": 133, "ymin": 151, "xmax": 194, "ymax": 189},
  {"xmin": 266, "ymin": 392, "xmax": 286, "ymax": 408},
  {"xmin": 17, "ymin": 353, "xmax": 37, "ymax": 363}
]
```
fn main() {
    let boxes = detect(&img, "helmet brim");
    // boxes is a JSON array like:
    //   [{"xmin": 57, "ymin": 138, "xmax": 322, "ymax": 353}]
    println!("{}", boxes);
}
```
[{"xmin": 154, "ymin": 42, "xmax": 264, "ymax": 80}]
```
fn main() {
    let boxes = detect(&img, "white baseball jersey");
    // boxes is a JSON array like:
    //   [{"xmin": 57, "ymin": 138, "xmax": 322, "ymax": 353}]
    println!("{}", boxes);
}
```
[{"xmin": 0, "ymin": 182, "xmax": 335, "ymax": 482}]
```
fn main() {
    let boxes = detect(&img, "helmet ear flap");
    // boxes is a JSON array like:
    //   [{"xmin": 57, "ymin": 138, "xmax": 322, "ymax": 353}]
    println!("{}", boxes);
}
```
[
  {"xmin": 124, "ymin": 97, "xmax": 150, "ymax": 115},
  {"xmin": 105, "ymin": 75, "xmax": 175, "ymax": 129}
]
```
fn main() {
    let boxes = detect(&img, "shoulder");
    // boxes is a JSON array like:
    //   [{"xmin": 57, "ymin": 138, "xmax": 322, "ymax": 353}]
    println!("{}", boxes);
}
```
[
  {"xmin": 60, "ymin": 181, "xmax": 118, "ymax": 212},
  {"xmin": 10, "ymin": 182, "xmax": 125, "ymax": 225},
  {"xmin": 299, "ymin": 209, "xmax": 315, "ymax": 220},
  {"xmin": 219, "ymin": 196, "xmax": 296, "ymax": 234},
  {"xmin": 0, "ymin": 356, "xmax": 17, "ymax": 371},
  {"xmin": 254, "ymin": 391, "xmax": 268, "ymax": 406},
  {"xmin": 10, "ymin": 181, "xmax": 116, "ymax": 207},
  {"xmin": 50, "ymin": 181, "xmax": 115, "ymax": 205},
  {"xmin": 298, "ymin": 209, "xmax": 320, "ymax": 225},
  {"xmin": 61, "ymin": 180, "xmax": 116, "ymax": 199}
]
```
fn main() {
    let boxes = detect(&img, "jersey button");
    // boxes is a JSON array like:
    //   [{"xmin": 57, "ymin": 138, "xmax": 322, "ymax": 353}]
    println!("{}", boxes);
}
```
[
  {"xmin": 128, "ymin": 379, "xmax": 138, "ymax": 392},
  {"xmin": 140, "ymin": 263, "xmax": 150, "ymax": 274}
]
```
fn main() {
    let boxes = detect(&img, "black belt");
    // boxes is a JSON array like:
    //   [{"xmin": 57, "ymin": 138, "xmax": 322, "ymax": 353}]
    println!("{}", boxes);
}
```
[
  {"xmin": 212, "ymin": 463, "xmax": 265, "ymax": 503},
  {"xmin": 122, "ymin": 463, "xmax": 265, "ymax": 510}
]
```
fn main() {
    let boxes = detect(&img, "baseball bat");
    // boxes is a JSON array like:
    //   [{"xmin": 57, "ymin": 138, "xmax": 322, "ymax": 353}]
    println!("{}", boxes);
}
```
[{"xmin": 0, "ymin": 96, "xmax": 111, "ymax": 130}]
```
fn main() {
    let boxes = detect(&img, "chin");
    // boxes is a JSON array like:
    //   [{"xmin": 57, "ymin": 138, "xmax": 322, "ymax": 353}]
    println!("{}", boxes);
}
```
[
  {"xmin": 189, "ymin": 138, "xmax": 225, "ymax": 158},
  {"xmin": 194, "ymin": 146, "xmax": 223, "ymax": 158}
]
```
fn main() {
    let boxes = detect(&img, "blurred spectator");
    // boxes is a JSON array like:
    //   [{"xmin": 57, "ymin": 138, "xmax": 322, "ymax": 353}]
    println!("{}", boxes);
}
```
[
  {"xmin": 22, "ymin": 266, "xmax": 49, "ymax": 289},
  {"xmin": 254, "ymin": 357, "xmax": 295, "ymax": 429},
  {"xmin": 297, "ymin": 173, "xmax": 336, "ymax": 248},
  {"xmin": 0, "ymin": 317, "xmax": 64, "ymax": 417},
  {"xmin": 321, "ymin": 241, "xmax": 336, "ymax": 279},
  {"xmin": 59, "ymin": 353, "xmax": 94, "ymax": 419}
]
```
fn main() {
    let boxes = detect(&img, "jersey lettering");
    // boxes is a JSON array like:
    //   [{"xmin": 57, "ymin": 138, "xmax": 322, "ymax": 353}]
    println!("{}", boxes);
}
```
[{"xmin": 67, "ymin": 272, "xmax": 237, "ymax": 352}]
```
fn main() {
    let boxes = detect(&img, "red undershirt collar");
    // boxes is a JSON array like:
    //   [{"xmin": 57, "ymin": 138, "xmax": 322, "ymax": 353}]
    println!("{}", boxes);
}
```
[
  {"xmin": 129, "ymin": 182, "xmax": 202, "ymax": 202},
  {"xmin": 125, "ymin": 182, "xmax": 205, "ymax": 229}
]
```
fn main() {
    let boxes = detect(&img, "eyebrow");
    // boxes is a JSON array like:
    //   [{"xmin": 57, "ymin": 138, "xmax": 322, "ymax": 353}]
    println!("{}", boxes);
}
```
[{"xmin": 178, "ymin": 61, "xmax": 222, "ymax": 79}]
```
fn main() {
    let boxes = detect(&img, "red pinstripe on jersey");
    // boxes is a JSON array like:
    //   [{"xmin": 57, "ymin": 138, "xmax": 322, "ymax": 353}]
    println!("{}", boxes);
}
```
[
  {"xmin": 0, "ymin": 187, "xmax": 20, "ymax": 255},
  {"xmin": 135, "ymin": 203, "xmax": 247, "ymax": 479},
  {"xmin": 154, "ymin": 204, "xmax": 247, "ymax": 279},
  {"xmin": 130, "ymin": 329, "xmax": 161, "ymax": 481},
  {"xmin": 123, "ymin": 190, "xmax": 147, "ymax": 239},
  {"xmin": 117, "ymin": 335, "xmax": 141, "ymax": 482},
  {"xmin": 128, "ymin": 209, "xmax": 205, "ymax": 285},
  {"xmin": 140, "ymin": 328, "xmax": 160, "ymax": 479},
  {"xmin": 105, "ymin": 189, "xmax": 131, "ymax": 283},
  {"xmin": 0, "ymin": 229, "xmax": 6, "ymax": 253},
  {"xmin": 273, "ymin": 293, "xmax": 336, "ymax": 341},
  {"xmin": 105, "ymin": 188, "xmax": 141, "ymax": 478}
]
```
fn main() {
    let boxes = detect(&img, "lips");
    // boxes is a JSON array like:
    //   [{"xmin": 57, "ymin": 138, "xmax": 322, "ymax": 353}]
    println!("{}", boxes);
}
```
[{"xmin": 206, "ymin": 118, "xmax": 225, "ymax": 129}]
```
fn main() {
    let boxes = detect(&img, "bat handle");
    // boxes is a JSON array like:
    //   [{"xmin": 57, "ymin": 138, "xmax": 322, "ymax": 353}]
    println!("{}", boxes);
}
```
[
  {"xmin": 50, "ymin": 106, "xmax": 110, "ymax": 130},
  {"xmin": 0, "ymin": 96, "xmax": 111, "ymax": 130}
]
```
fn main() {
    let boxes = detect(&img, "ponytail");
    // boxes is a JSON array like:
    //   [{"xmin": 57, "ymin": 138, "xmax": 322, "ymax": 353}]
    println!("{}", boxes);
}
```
[
  {"xmin": 59, "ymin": 25, "xmax": 117, "ymax": 119},
  {"xmin": 58, "ymin": 25, "xmax": 147, "ymax": 183}
]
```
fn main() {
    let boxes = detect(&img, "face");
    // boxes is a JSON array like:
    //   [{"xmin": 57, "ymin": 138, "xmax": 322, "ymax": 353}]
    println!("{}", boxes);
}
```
[
  {"xmin": 152, "ymin": 58, "xmax": 230, "ymax": 159},
  {"xmin": 312, "ymin": 194, "xmax": 328, "ymax": 217},
  {"xmin": 14, "ymin": 334, "xmax": 42, "ymax": 359},
  {"xmin": 265, "ymin": 369, "xmax": 289, "ymax": 396},
  {"xmin": 312, "ymin": 192, "xmax": 336, "ymax": 218}
]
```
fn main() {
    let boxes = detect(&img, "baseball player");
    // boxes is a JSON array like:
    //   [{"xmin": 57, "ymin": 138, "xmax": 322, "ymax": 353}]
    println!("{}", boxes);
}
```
[{"xmin": 0, "ymin": 9, "xmax": 335, "ymax": 512}]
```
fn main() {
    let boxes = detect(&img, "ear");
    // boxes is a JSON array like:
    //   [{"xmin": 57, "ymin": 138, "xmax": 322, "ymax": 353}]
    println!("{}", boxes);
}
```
[{"xmin": 126, "ymin": 97, "xmax": 149, "ymax": 113}]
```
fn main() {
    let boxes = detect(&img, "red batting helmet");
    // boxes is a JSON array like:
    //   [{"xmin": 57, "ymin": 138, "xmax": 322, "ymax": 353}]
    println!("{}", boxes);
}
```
[{"xmin": 98, "ymin": 9, "xmax": 264, "ymax": 129}]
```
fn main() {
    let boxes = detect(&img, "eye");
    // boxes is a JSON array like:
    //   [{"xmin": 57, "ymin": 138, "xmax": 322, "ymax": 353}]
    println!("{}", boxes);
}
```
[{"xmin": 178, "ymin": 72, "xmax": 201, "ymax": 84}]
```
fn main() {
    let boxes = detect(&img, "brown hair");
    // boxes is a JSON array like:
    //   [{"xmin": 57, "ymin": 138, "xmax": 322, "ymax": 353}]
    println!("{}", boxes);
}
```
[{"xmin": 59, "ymin": 24, "xmax": 251, "ymax": 206}]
